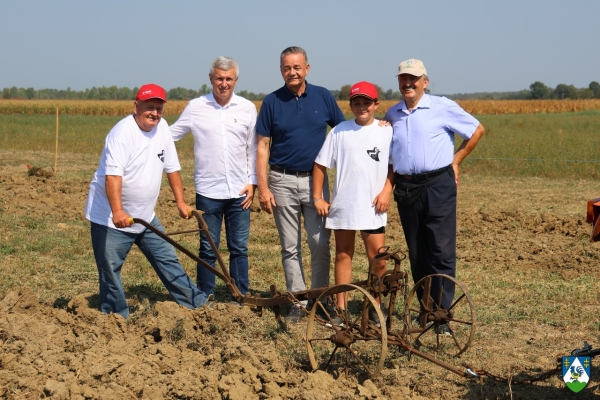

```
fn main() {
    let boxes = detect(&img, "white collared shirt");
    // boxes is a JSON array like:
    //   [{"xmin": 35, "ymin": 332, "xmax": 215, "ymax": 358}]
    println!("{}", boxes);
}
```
[{"xmin": 170, "ymin": 92, "xmax": 258, "ymax": 199}]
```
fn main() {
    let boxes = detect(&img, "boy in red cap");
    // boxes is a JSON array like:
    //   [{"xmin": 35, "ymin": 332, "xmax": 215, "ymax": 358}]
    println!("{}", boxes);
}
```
[{"xmin": 312, "ymin": 81, "xmax": 394, "ymax": 327}]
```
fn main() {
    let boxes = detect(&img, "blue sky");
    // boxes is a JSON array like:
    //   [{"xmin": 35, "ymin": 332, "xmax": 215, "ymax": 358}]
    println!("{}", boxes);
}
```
[{"xmin": 1, "ymin": 0, "xmax": 598, "ymax": 95}]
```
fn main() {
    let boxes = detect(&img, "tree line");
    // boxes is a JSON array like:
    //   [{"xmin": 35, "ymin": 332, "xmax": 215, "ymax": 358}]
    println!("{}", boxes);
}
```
[
  {"xmin": 0, "ymin": 85, "xmax": 215, "ymax": 101},
  {"xmin": 450, "ymin": 81, "xmax": 600, "ymax": 100},
  {"xmin": 0, "ymin": 84, "xmax": 270, "ymax": 101},
  {"xmin": 529, "ymin": 81, "xmax": 600, "ymax": 100},
  {"xmin": 1, "ymin": 81, "xmax": 598, "ymax": 101},
  {"xmin": 0, "ymin": 84, "xmax": 397, "ymax": 101}
]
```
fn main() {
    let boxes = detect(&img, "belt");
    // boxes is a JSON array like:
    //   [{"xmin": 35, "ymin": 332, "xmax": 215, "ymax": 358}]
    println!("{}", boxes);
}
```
[
  {"xmin": 396, "ymin": 165, "xmax": 451, "ymax": 183},
  {"xmin": 270, "ymin": 165, "xmax": 312, "ymax": 177}
]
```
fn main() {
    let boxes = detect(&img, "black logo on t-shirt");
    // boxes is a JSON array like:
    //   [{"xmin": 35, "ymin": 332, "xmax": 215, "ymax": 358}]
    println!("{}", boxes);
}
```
[
  {"xmin": 157, "ymin": 150, "xmax": 165, "ymax": 162},
  {"xmin": 367, "ymin": 147, "xmax": 380, "ymax": 162}
]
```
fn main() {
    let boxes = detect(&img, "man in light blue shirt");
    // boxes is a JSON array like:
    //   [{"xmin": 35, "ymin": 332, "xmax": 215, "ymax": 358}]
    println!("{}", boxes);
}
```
[{"xmin": 386, "ymin": 59, "xmax": 484, "ymax": 335}]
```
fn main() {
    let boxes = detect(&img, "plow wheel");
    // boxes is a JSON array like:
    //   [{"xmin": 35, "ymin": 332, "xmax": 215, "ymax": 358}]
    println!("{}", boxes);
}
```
[
  {"xmin": 405, "ymin": 274, "xmax": 475, "ymax": 357},
  {"xmin": 306, "ymin": 284, "xmax": 387, "ymax": 378}
]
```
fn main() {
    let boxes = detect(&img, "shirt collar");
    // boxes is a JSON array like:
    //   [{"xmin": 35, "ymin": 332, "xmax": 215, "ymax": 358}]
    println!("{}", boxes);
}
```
[
  {"xmin": 283, "ymin": 81, "xmax": 310, "ymax": 98},
  {"xmin": 206, "ymin": 91, "xmax": 238, "ymax": 107},
  {"xmin": 398, "ymin": 93, "xmax": 431, "ymax": 113}
]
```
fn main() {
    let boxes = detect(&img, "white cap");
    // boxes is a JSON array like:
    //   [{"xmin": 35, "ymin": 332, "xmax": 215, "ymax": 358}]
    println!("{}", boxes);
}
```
[{"xmin": 396, "ymin": 59, "xmax": 427, "ymax": 77}]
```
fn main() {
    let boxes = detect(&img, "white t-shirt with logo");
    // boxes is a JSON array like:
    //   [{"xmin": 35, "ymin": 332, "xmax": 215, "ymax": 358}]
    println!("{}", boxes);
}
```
[
  {"xmin": 85, "ymin": 115, "xmax": 181, "ymax": 234},
  {"xmin": 314, "ymin": 119, "xmax": 393, "ymax": 230}
]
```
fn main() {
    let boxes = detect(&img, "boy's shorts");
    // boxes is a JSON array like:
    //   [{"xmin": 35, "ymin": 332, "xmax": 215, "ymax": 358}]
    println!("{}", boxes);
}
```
[{"xmin": 361, "ymin": 226, "xmax": 385, "ymax": 234}]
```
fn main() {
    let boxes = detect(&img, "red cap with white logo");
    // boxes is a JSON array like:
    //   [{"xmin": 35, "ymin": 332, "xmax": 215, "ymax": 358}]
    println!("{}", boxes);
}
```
[
  {"xmin": 349, "ymin": 81, "xmax": 378, "ymax": 100},
  {"xmin": 136, "ymin": 84, "xmax": 167, "ymax": 102}
]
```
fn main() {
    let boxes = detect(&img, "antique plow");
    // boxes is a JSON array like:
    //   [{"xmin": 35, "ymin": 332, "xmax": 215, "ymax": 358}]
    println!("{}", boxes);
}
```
[{"xmin": 130, "ymin": 210, "xmax": 479, "ymax": 380}]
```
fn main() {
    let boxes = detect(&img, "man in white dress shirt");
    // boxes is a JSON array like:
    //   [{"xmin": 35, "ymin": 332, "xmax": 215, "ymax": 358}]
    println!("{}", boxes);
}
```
[{"xmin": 170, "ymin": 56, "xmax": 258, "ymax": 301}]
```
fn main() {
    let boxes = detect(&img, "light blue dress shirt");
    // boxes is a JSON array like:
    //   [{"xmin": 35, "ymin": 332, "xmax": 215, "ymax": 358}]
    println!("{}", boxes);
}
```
[{"xmin": 385, "ymin": 94, "xmax": 480, "ymax": 175}]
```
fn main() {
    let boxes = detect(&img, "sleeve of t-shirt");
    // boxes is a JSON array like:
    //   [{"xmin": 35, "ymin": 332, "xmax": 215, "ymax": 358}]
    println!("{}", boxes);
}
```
[
  {"xmin": 169, "ymin": 101, "xmax": 193, "ymax": 141},
  {"xmin": 256, "ymin": 96, "xmax": 273, "ymax": 138},
  {"xmin": 444, "ymin": 100, "xmax": 480, "ymax": 140},
  {"xmin": 103, "ymin": 130, "xmax": 129, "ymax": 177},
  {"xmin": 246, "ymin": 104, "xmax": 258, "ymax": 184},
  {"xmin": 314, "ymin": 126, "xmax": 338, "ymax": 169},
  {"xmin": 327, "ymin": 92, "xmax": 346, "ymax": 127}
]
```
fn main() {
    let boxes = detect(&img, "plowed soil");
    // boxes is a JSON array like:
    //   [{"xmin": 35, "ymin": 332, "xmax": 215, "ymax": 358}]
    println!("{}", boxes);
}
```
[{"xmin": 1, "ymin": 158, "xmax": 600, "ymax": 399}]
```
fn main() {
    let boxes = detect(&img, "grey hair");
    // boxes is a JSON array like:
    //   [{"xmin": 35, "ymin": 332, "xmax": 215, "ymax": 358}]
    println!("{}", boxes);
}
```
[
  {"xmin": 209, "ymin": 56, "xmax": 239, "ymax": 78},
  {"xmin": 280, "ymin": 46, "xmax": 308, "ymax": 65}
]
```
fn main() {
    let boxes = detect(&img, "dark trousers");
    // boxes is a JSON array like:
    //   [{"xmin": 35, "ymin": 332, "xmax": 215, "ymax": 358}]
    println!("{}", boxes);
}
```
[{"xmin": 395, "ymin": 168, "xmax": 457, "ymax": 310}]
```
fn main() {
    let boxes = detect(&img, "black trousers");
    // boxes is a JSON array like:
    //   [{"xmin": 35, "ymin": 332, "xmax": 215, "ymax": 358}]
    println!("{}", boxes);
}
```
[{"xmin": 395, "ymin": 168, "xmax": 457, "ymax": 311}]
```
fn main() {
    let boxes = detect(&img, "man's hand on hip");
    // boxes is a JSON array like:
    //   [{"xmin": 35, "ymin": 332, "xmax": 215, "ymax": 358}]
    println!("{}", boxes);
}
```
[{"xmin": 452, "ymin": 164, "xmax": 460, "ymax": 187}]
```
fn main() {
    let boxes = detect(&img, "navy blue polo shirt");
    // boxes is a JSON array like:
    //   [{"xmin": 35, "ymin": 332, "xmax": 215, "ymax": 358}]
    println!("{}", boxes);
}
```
[{"xmin": 256, "ymin": 82, "xmax": 345, "ymax": 172}]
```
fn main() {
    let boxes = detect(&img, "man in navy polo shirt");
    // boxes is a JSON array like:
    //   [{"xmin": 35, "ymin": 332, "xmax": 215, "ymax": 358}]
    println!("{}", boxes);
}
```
[{"xmin": 256, "ymin": 46, "xmax": 345, "ymax": 323}]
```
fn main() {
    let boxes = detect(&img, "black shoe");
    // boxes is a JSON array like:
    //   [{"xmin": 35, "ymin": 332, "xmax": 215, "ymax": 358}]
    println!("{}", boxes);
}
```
[
  {"xmin": 412, "ymin": 314, "xmax": 428, "ymax": 327},
  {"xmin": 326, "ymin": 315, "xmax": 345, "ymax": 328},
  {"xmin": 368, "ymin": 306, "xmax": 381, "ymax": 328},
  {"xmin": 314, "ymin": 302, "xmax": 335, "ymax": 320},
  {"xmin": 284, "ymin": 306, "xmax": 305, "ymax": 323},
  {"xmin": 435, "ymin": 324, "xmax": 453, "ymax": 336}
]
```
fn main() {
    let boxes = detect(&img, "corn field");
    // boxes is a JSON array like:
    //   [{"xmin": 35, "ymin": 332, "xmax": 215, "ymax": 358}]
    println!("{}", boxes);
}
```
[{"xmin": 1, "ymin": 99, "xmax": 600, "ymax": 116}]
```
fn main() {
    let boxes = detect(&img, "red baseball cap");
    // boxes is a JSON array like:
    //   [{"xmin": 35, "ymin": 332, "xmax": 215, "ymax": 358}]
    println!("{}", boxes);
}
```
[
  {"xmin": 136, "ymin": 84, "xmax": 167, "ymax": 102},
  {"xmin": 349, "ymin": 81, "xmax": 378, "ymax": 100}
]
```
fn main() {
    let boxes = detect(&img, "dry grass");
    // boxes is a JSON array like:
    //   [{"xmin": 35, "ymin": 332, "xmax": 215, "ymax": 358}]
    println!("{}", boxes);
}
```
[{"xmin": 2, "ymin": 144, "xmax": 600, "ymax": 397}]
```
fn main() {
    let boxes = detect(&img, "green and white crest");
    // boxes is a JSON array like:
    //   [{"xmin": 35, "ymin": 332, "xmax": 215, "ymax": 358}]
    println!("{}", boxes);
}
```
[{"xmin": 562, "ymin": 356, "xmax": 590, "ymax": 393}]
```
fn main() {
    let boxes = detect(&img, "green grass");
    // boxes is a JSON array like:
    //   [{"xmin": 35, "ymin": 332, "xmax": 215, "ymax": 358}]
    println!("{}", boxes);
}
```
[
  {"xmin": 0, "ymin": 114, "xmax": 196, "ymax": 166},
  {"xmin": 465, "ymin": 111, "xmax": 600, "ymax": 178},
  {"xmin": 351, "ymin": 111, "xmax": 600, "ymax": 179},
  {"xmin": 2, "ymin": 112, "xmax": 599, "ymax": 178}
]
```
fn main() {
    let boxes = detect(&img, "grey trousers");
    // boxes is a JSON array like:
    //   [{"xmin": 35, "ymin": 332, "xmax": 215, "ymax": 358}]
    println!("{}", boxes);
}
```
[{"xmin": 269, "ymin": 170, "xmax": 331, "ymax": 304}]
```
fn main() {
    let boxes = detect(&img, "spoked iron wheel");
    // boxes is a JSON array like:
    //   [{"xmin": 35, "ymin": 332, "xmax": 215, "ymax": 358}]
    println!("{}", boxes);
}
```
[
  {"xmin": 405, "ymin": 274, "xmax": 475, "ymax": 357},
  {"xmin": 306, "ymin": 284, "xmax": 387, "ymax": 378}
]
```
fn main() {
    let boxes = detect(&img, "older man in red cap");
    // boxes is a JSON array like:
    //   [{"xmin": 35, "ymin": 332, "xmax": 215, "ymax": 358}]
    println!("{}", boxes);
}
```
[{"xmin": 84, "ymin": 84, "xmax": 212, "ymax": 318}]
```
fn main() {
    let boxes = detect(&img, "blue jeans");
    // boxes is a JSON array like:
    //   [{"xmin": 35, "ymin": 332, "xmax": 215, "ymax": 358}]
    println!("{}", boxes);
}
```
[
  {"xmin": 90, "ymin": 216, "xmax": 208, "ymax": 318},
  {"xmin": 196, "ymin": 193, "xmax": 250, "ymax": 297}
]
